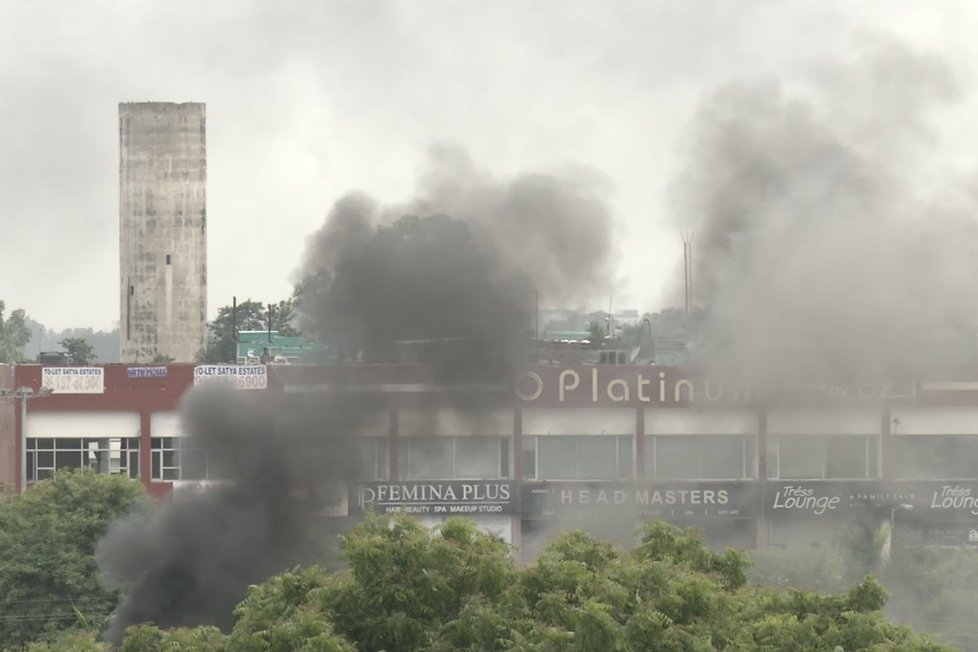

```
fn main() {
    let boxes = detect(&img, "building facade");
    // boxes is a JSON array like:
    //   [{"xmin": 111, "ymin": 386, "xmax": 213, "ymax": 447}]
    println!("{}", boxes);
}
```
[
  {"xmin": 2, "ymin": 363, "xmax": 978, "ymax": 557},
  {"xmin": 119, "ymin": 102, "xmax": 207, "ymax": 363}
]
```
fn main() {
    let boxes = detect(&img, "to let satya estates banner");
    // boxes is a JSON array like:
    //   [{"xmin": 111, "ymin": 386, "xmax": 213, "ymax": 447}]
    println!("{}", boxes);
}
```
[{"xmin": 351, "ymin": 480, "xmax": 517, "ymax": 516}]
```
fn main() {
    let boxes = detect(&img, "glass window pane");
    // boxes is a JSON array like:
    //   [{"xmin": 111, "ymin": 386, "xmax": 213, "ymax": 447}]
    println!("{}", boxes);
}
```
[
  {"xmin": 455, "ymin": 437, "xmax": 499, "ymax": 478},
  {"xmin": 55, "ymin": 450, "xmax": 81, "ymax": 471},
  {"xmin": 152, "ymin": 453, "xmax": 161, "ymax": 480},
  {"xmin": 826, "ymin": 436, "xmax": 868, "ymax": 478},
  {"xmin": 36, "ymin": 438, "xmax": 54, "ymax": 450},
  {"xmin": 522, "ymin": 436, "xmax": 537, "ymax": 480},
  {"xmin": 354, "ymin": 438, "xmax": 380, "ymax": 479},
  {"xmin": 644, "ymin": 437, "xmax": 655, "ymax": 479},
  {"xmin": 778, "ymin": 436, "xmax": 825, "ymax": 479},
  {"xmin": 700, "ymin": 436, "xmax": 744, "ymax": 479},
  {"xmin": 576, "ymin": 437, "xmax": 617, "ymax": 479},
  {"xmin": 618, "ymin": 436, "xmax": 633, "ymax": 480},
  {"xmin": 891, "ymin": 435, "xmax": 978, "ymax": 479},
  {"xmin": 655, "ymin": 436, "xmax": 699, "ymax": 479},
  {"xmin": 538, "ymin": 436, "xmax": 577, "ymax": 479},
  {"xmin": 406, "ymin": 437, "xmax": 452, "ymax": 479},
  {"xmin": 59, "ymin": 439, "xmax": 82, "ymax": 450},
  {"xmin": 37, "ymin": 451, "xmax": 54, "ymax": 468}
]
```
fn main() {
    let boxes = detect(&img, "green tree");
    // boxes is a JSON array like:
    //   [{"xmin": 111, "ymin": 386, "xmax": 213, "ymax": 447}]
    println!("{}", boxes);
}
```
[
  {"xmin": 103, "ymin": 516, "xmax": 951, "ymax": 651},
  {"xmin": 196, "ymin": 298, "xmax": 299, "ymax": 364},
  {"xmin": 0, "ymin": 471, "xmax": 148, "ymax": 649},
  {"xmin": 587, "ymin": 320, "xmax": 605, "ymax": 343},
  {"xmin": 59, "ymin": 337, "xmax": 97, "ymax": 365},
  {"xmin": 0, "ymin": 301, "xmax": 31, "ymax": 363}
]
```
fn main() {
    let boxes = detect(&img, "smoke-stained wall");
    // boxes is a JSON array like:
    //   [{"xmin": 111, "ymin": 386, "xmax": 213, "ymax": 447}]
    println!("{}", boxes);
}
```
[{"xmin": 119, "ymin": 102, "xmax": 207, "ymax": 363}]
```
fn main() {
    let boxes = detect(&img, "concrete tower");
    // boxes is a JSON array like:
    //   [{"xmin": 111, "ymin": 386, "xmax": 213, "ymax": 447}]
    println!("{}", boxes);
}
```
[{"xmin": 119, "ymin": 102, "xmax": 207, "ymax": 363}]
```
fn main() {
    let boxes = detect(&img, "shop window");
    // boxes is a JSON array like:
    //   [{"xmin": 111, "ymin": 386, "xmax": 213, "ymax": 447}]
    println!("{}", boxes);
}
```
[
  {"xmin": 645, "ymin": 435, "xmax": 750, "ymax": 480},
  {"xmin": 27, "ymin": 437, "xmax": 139, "ymax": 482},
  {"xmin": 770, "ymin": 435, "xmax": 878, "ymax": 479},
  {"xmin": 524, "ymin": 435, "xmax": 633, "ymax": 480},
  {"xmin": 354, "ymin": 437, "xmax": 389, "ymax": 480},
  {"xmin": 890, "ymin": 435, "xmax": 978, "ymax": 479},
  {"xmin": 151, "ymin": 437, "xmax": 210, "ymax": 481},
  {"xmin": 400, "ymin": 436, "xmax": 505, "ymax": 480}
]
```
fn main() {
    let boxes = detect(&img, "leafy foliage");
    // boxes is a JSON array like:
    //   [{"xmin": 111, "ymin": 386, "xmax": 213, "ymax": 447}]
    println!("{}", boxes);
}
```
[
  {"xmin": 91, "ymin": 516, "xmax": 952, "ymax": 651},
  {"xmin": 197, "ymin": 298, "xmax": 298, "ymax": 363},
  {"xmin": 0, "ymin": 471, "xmax": 148, "ymax": 649},
  {"xmin": 59, "ymin": 337, "xmax": 96, "ymax": 365},
  {"xmin": 0, "ymin": 301, "xmax": 32, "ymax": 363}
]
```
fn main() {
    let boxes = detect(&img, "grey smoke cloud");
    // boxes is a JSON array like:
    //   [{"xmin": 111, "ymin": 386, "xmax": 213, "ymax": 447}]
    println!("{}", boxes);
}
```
[{"xmin": 672, "ymin": 40, "xmax": 978, "ymax": 381}]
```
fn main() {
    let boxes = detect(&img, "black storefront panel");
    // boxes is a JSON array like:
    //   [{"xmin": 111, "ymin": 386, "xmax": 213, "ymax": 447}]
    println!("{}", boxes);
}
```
[{"xmin": 350, "ymin": 480, "xmax": 518, "ymax": 516}]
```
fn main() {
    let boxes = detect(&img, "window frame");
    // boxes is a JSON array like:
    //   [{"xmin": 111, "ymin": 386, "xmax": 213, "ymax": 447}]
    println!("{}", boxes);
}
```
[
  {"xmin": 399, "ymin": 435, "xmax": 507, "ymax": 480},
  {"xmin": 768, "ymin": 434, "xmax": 879, "ymax": 480},
  {"xmin": 645, "ymin": 434, "xmax": 752, "ymax": 480},
  {"xmin": 27, "ymin": 436, "xmax": 139, "ymax": 482},
  {"xmin": 522, "ymin": 434, "xmax": 634, "ymax": 481}
]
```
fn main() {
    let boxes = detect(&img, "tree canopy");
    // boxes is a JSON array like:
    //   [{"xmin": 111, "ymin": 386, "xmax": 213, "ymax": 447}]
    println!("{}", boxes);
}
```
[
  {"xmin": 0, "ymin": 471, "xmax": 148, "ymax": 649},
  {"xmin": 0, "ymin": 300, "xmax": 32, "ymax": 363},
  {"xmin": 45, "ymin": 515, "xmax": 951, "ymax": 651},
  {"xmin": 59, "ymin": 337, "xmax": 97, "ymax": 365},
  {"xmin": 197, "ymin": 298, "xmax": 298, "ymax": 363}
]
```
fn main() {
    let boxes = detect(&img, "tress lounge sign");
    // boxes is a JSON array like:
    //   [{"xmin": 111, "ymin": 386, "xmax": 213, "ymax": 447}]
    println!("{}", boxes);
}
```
[{"xmin": 352, "ymin": 481, "xmax": 517, "ymax": 516}]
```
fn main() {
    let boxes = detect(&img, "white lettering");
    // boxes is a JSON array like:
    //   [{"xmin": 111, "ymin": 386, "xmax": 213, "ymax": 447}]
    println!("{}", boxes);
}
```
[{"xmin": 558, "ymin": 370, "xmax": 580, "ymax": 403}]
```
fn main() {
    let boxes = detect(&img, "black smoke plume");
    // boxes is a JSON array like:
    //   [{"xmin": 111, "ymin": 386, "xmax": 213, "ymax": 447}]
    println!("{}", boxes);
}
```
[
  {"xmin": 96, "ymin": 388, "xmax": 380, "ymax": 642},
  {"xmin": 96, "ymin": 147, "xmax": 615, "ymax": 641},
  {"xmin": 296, "ymin": 145, "xmax": 617, "ymax": 377}
]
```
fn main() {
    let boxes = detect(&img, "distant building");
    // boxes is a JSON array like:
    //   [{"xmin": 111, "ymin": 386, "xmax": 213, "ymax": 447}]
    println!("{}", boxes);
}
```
[
  {"xmin": 119, "ymin": 102, "xmax": 207, "ymax": 363},
  {"xmin": 235, "ymin": 331, "xmax": 335, "ymax": 365}
]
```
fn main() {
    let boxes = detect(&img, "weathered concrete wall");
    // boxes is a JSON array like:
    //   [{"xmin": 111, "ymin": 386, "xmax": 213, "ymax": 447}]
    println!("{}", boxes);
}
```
[{"xmin": 119, "ymin": 102, "xmax": 207, "ymax": 363}]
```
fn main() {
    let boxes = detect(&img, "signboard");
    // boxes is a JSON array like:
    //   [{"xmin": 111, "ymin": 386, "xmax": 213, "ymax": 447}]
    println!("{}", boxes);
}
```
[
  {"xmin": 764, "ymin": 481, "xmax": 920, "ymax": 519},
  {"xmin": 764, "ymin": 481, "xmax": 978, "ymax": 519},
  {"xmin": 41, "ymin": 367, "xmax": 104, "ymax": 394},
  {"xmin": 127, "ymin": 366, "xmax": 167, "ymax": 379},
  {"xmin": 193, "ymin": 365, "xmax": 267, "ymax": 390},
  {"xmin": 513, "ymin": 367, "xmax": 919, "ymax": 407},
  {"xmin": 350, "ymin": 480, "xmax": 517, "ymax": 515},
  {"xmin": 522, "ymin": 481, "xmax": 761, "ymax": 519}
]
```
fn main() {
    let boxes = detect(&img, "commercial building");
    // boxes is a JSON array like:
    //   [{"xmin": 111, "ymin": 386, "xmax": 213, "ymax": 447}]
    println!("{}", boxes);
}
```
[
  {"xmin": 119, "ymin": 102, "xmax": 207, "ymax": 363},
  {"xmin": 1, "ymin": 363, "xmax": 977, "ymax": 557}
]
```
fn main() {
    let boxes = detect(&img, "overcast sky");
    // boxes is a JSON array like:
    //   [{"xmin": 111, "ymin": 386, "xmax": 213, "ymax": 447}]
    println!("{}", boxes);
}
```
[{"xmin": 1, "ymin": 0, "xmax": 976, "ymax": 331}]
